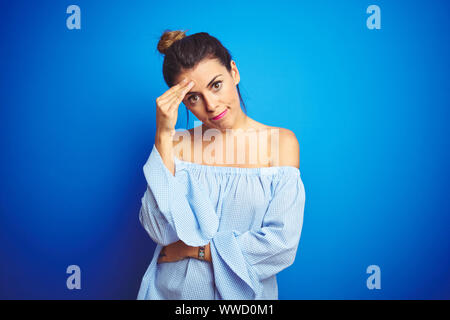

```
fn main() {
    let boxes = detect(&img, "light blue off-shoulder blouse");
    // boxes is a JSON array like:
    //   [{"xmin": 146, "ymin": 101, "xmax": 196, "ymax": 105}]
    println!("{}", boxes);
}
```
[{"xmin": 137, "ymin": 143, "xmax": 306, "ymax": 300}]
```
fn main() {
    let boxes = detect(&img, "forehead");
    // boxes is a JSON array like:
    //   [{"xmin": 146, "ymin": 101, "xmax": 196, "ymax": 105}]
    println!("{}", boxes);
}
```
[{"xmin": 176, "ymin": 58, "xmax": 225, "ymax": 83}]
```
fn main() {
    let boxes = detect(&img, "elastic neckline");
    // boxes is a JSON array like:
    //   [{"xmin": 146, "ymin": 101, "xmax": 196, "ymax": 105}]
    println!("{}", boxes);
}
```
[{"xmin": 174, "ymin": 156, "xmax": 300, "ymax": 176}]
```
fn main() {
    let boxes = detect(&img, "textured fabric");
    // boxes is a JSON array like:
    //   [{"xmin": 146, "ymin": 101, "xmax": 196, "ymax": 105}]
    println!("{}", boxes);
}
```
[{"xmin": 137, "ymin": 143, "xmax": 306, "ymax": 300}]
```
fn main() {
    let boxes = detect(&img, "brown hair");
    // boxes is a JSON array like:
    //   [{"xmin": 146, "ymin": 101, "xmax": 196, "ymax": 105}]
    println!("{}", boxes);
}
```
[{"xmin": 157, "ymin": 29, "xmax": 247, "ymax": 128}]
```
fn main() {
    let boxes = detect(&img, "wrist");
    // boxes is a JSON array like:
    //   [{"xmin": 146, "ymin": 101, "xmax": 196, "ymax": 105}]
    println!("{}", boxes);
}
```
[
  {"xmin": 197, "ymin": 245, "xmax": 206, "ymax": 260},
  {"xmin": 187, "ymin": 245, "xmax": 198, "ymax": 259}
]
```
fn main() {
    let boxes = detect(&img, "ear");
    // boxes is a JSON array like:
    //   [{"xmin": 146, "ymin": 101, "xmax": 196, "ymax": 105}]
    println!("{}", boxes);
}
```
[{"xmin": 230, "ymin": 60, "xmax": 240, "ymax": 85}]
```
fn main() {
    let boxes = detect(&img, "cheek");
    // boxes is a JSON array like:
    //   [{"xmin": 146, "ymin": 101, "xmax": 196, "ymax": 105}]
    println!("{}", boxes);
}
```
[{"xmin": 223, "ymin": 86, "xmax": 239, "ymax": 105}]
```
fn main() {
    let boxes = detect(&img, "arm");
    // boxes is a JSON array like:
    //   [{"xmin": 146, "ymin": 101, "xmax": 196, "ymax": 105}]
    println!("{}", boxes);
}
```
[
  {"xmin": 140, "ymin": 77, "xmax": 219, "ymax": 246},
  {"xmin": 187, "ymin": 243, "xmax": 212, "ymax": 262},
  {"xmin": 209, "ymin": 169, "xmax": 306, "ymax": 299},
  {"xmin": 155, "ymin": 169, "xmax": 305, "ymax": 298},
  {"xmin": 139, "ymin": 140, "xmax": 219, "ymax": 247},
  {"xmin": 155, "ymin": 130, "xmax": 176, "ymax": 176},
  {"xmin": 157, "ymin": 241, "xmax": 212, "ymax": 263}
]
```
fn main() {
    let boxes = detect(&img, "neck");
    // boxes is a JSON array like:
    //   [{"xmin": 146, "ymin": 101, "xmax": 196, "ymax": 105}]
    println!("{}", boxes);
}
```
[{"xmin": 232, "ymin": 110, "xmax": 250, "ymax": 131}]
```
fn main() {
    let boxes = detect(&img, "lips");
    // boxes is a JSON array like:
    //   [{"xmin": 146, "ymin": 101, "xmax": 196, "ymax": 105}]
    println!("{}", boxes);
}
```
[{"xmin": 211, "ymin": 109, "xmax": 228, "ymax": 121}]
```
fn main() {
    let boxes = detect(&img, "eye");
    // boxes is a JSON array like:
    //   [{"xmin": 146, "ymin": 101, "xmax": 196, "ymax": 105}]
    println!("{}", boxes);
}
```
[
  {"xmin": 212, "ymin": 80, "xmax": 223, "ymax": 90},
  {"xmin": 187, "ymin": 81, "xmax": 223, "ymax": 105},
  {"xmin": 188, "ymin": 94, "xmax": 199, "ymax": 104}
]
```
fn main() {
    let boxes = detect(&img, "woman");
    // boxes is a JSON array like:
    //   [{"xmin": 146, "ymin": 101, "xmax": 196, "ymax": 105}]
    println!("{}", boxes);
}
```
[{"xmin": 137, "ymin": 30, "xmax": 306, "ymax": 300}]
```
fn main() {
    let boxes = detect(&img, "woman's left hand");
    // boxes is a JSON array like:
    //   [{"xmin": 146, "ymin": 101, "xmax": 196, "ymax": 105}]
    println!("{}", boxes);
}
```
[{"xmin": 157, "ymin": 240, "xmax": 194, "ymax": 264}]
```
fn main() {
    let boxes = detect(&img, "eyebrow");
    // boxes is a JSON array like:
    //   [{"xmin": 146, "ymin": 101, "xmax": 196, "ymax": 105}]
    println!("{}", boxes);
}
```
[{"xmin": 186, "ymin": 74, "xmax": 223, "ymax": 96}]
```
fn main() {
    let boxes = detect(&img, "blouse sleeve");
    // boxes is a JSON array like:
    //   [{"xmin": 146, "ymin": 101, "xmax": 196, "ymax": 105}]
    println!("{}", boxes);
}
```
[
  {"xmin": 209, "ymin": 169, "xmax": 306, "ymax": 299},
  {"xmin": 138, "ymin": 144, "xmax": 219, "ymax": 246}
]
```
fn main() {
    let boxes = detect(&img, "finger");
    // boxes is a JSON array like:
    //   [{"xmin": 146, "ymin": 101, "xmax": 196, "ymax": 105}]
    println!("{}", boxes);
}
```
[
  {"xmin": 159, "ymin": 78, "xmax": 187, "ymax": 99},
  {"xmin": 159, "ymin": 78, "xmax": 189, "ymax": 100},
  {"xmin": 167, "ymin": 81, "xmax": 195, "ymax": 112},
  {"xmin": 159, "ymin": 79, "xmax": 193, "ymax": 105}
]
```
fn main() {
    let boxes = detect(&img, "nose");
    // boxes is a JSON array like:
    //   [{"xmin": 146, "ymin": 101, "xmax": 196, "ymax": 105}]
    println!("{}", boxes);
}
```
[{"xmin": 203, "ymin": 92, "xmax": 219, "ymax": 113}]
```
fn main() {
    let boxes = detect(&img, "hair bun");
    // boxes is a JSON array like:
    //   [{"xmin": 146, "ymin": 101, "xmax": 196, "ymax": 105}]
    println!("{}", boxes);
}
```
[{"xmin": 157, "ymin": 30, "xmax": 187, "ymax": 55}]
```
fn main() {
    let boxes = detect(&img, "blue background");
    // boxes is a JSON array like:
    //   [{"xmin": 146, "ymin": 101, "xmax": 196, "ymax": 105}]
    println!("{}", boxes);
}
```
[{"xmin": 1, "ymin": 0, "xmax": 449, "ymax": 299}]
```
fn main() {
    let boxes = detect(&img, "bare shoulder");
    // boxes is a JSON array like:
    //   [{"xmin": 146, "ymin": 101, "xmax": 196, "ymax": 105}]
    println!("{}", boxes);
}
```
[{"xmin": 274, "ymin": 127, "xmax": 300, "ymax": 169}]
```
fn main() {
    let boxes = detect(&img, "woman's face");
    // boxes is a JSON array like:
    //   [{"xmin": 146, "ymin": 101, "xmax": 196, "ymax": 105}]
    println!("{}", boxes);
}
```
[{"xmin": 176, "ymin": 58, "xmax": 243, "ymax": 131}]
